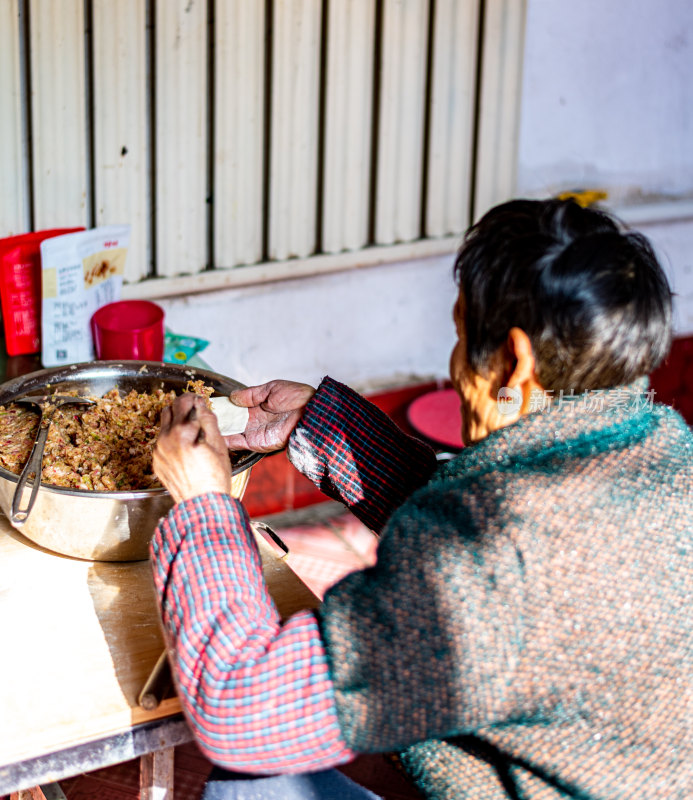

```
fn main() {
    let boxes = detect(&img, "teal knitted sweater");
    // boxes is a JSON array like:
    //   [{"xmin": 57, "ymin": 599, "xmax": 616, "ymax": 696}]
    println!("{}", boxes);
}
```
[{"xmin": 302, "ymin": 382, "xmax": 692, "ymax": 799}]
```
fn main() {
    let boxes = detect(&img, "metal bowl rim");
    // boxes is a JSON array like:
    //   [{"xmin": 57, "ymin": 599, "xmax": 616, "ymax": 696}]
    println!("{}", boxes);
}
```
[{"xmin": 0, "ymin": 359, "xmax": 263, "ymax": 497}]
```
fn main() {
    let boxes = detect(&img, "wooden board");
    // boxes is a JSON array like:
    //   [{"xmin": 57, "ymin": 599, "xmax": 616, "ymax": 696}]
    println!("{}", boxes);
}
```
[{"xmin": 0, "ymin": 512, "xmax": 319, "ymax": 769}]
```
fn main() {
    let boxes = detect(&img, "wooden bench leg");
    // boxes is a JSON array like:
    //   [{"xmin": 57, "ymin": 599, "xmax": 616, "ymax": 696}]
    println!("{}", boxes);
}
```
[{"xmin": 140, "ymin": 747, "xmax": 175, "ymax": 800}]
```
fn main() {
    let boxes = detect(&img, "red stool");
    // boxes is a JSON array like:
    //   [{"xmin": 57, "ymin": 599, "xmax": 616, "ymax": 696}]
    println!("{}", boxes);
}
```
[{"xmin": 407, "ymin": 388, "xmax": 464, "ymax": 452}]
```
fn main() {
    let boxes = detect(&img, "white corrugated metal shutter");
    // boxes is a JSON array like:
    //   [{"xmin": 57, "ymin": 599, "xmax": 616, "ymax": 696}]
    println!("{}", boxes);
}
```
[
  {"xmin": 29, "ymin": 0, "xmax": 88, "ymax": 230},
  {"xmin": 0, "ymin": 0, "xmax": 527, "ymax": 291},
  {"xmin": 0, "ymin": 0, "xmax": 28, "ymax": 236},
  {"xmin": 474, "ymin": 0, "xmax": 527, "ymax": 219},
  {"xmin": 268, "ymin": 0, "xmax": 322, "ymax": 261},
  {"xmin": 374, "ymin": 0, "xmax": 429, "ymax": 246},
  {"xmin": 214, "ymin": 0, "xmax": 266, "ymax": 268},
  {"xmin": 426, "ymin": 0, "xmax": 480, "ymax": 236},
  {"xmin": 322, "ymin": 0, "xmax": 376, "ymax": 254},
  {"xmin": 92, "ymin": 0, "xmax": 150, "ymax": 282},
  {"xmin": 155, "ymin": 0, "xmax": 208, "ymax": 278}
]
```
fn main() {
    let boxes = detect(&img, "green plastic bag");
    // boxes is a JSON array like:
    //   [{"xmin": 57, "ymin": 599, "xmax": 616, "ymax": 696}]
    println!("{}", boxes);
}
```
[{"xmin": 163, "ymin": 333, "xmax": 210, "ymax": 364}]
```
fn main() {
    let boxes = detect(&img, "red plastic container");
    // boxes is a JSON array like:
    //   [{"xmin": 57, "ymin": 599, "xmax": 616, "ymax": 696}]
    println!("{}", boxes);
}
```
[
  {"xmin": 0, "ymin": 228, "xmax": 83, "ymax": 356},
  {"xmin": 91, "ymin": 300, "xmax": 165, "ymax": 361}
]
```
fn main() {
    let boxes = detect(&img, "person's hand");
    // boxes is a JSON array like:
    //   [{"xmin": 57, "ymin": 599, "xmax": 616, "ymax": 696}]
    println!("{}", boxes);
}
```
[
  {"xmin": 223, "ymin": 380, "xmax": 316, "ymax": 453},
  {"xmin": 153, "ymin": 393, "xmax": 232, "ymax": 504}
]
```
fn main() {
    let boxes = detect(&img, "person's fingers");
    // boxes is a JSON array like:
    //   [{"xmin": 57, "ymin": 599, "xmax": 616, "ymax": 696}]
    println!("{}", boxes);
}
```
[
  {"xmin": 223, "ymin": 432, "xmax": 249, "ymax": 450},
  {"xmin": 195, "ymin": 403, "xmax": 229, "ymax": 453},
  {"xmin": 222, "ymin": 412, "xmax": 298, "ymax": 453},
  {"xmin": 230, "ymin": 381, "xmax": 316, "ymax": 418},
  {"xmin": 162, "ymin": 394, "xmax": 205, "ymax": 446},
  {"xmin": 158, "ymin": 404, "xmax": 173, "ymax": 436},
  {"xmin": 170, "ymin": 392, "xmax": 198, "ymax": 423},
  {"xmin": 260, "ymin": 381, "xmax": 316, "ymax": 413},
  {"xmin": 229, "ymin": 384, "xmax": 271, "ymax": 409}
]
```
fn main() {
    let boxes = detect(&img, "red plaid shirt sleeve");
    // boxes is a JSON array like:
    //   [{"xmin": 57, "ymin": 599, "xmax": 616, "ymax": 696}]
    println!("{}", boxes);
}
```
[
  {"xmin": 150, "ymin": 492, "xmax": 355, "ymax": 773},
  {"xmin": 288, "ymin": 376, "xmax": 438, "ymax": 532},
  {"xmin": 150, "ymin": 377, "xmax": 437, "ymax": 773}
]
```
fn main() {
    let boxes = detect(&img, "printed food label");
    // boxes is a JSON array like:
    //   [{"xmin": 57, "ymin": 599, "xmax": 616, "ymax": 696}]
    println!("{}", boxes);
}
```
[{"xmin": 40, "ymin": 225, "xmax": 130, "ymax": 366}]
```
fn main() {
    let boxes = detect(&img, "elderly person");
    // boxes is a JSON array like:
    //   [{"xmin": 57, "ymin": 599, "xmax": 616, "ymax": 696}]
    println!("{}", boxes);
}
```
[{"xmin": 151, "ymin": 198, "xmax": 692, "ymax": 800}]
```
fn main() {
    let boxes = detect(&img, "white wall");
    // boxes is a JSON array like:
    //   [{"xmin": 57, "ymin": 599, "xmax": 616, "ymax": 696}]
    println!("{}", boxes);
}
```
[
  {"xmin": 637, "ymin": 217, "xmax": 693, "ymax": 335},
  {"xmin": 517, "ymin": 0, "xmax": 693, "ymax": 336},
  {"xmin": 159, "ymin": 0, "xmax": 693, "ymax": 388},
  {"xmin": 517, "ymin": 0, "xmax": 693, "ymax": 205},
  {"xmin": 158, "ymin": 254, "xmax": 459, "ymax": 391}
]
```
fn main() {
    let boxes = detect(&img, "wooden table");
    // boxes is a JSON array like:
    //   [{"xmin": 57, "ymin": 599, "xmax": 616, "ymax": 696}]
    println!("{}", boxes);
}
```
[{"xmin": 0, "ymin": 512, "xmax": 319, "ymax": 799}]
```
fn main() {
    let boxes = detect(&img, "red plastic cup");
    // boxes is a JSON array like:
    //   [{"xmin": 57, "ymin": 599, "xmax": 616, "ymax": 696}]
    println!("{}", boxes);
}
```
[{"xmin": 91, "ymin": 300, "xmax": 165, "ymax": 361}]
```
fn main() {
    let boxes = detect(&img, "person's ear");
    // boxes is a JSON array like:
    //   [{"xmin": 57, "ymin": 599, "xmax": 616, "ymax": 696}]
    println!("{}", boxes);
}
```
[
  {"xmin": 504, "ymin": 328, "xmax": 543, "ymax": 412},
  {"xmin": 504, "ymin": 328, "xmax": 536, "ymax": 386}
]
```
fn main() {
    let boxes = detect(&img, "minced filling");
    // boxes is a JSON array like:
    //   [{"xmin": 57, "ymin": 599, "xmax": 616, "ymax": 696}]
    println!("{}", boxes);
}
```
[{"xmin": 0, "ymin": 381, "xmax": 214, "ymax": 491}]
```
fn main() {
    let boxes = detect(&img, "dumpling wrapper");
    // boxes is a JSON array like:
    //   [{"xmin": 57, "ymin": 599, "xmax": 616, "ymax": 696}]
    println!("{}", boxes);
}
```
[{"xmin": 209, "ymin": 396, "xmax": 249, "ymax": 435}]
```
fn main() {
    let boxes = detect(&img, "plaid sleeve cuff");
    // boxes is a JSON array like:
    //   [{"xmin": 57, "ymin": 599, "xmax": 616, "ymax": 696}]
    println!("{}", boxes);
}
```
[
  {"xmin": 150, "ymin": 493, "xmax": 354, "ymax": 772},
  {"xmin": 287, "ymin": 376, "xmax": 438, "ymax": 532}
]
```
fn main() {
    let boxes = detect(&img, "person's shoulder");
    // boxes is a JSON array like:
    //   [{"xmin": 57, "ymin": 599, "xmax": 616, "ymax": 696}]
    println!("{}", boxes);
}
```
[
  {"xmin": 649, "ymin": 403, "xmax": 693, "ymax": 452},
  {"xmin": 652, "ymin": 401, "xmax": 692, "ymax": 429},
  {"xmin": 384, "ymin": 455, "xmax": 507, "ymax": 537}
]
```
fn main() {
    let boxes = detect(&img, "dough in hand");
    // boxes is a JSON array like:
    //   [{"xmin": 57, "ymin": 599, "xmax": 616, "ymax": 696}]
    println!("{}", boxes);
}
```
[{"xmin": 209, "ymin": 396, "xmax": 249, "ymax": 435}]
